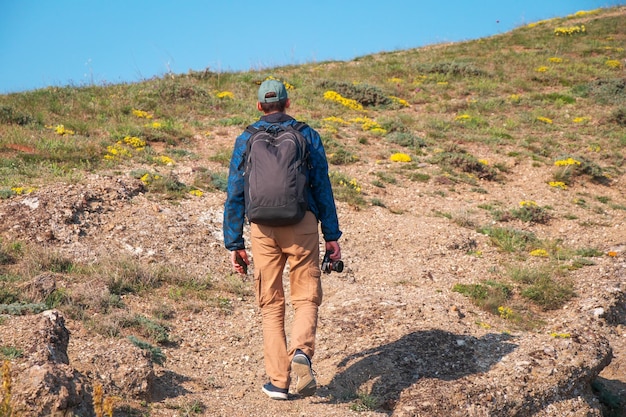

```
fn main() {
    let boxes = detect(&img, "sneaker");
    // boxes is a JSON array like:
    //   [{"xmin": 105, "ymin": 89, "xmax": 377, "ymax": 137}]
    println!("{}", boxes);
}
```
[
  {"xmin": 292, "ymin": 349, "xmax": 317, "ymax": 397},
  {"xmin": 262, "ymin": 382, "xmax": 288, "ymax": 400}
]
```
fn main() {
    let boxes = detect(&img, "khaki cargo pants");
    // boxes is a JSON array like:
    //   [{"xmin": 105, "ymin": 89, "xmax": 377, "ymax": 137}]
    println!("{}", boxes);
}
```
[{"xmin": 250, "ymin": 211, "xmax": 322, "ymax": 390}]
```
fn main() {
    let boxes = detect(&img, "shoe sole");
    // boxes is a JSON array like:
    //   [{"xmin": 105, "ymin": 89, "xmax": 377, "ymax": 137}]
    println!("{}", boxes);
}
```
[
  {"xmin": 292, "ymin": 356, "xmax": 317, "ymax": 397},
  {"xmin": 262, "ymin": 386, "xmax": 288, "ymax": 400}
]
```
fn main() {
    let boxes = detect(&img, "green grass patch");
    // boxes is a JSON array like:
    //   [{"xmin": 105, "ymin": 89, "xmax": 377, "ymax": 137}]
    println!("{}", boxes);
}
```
[{"xmin": 477, "ymin": 226, "xmax": 538, "ymax": 252}]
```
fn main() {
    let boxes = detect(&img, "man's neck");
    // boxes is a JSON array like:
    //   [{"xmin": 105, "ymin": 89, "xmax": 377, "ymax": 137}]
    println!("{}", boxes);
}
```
[{"xmin": 261, "ymin": 112, "xmax": 293, "ymax": 123}]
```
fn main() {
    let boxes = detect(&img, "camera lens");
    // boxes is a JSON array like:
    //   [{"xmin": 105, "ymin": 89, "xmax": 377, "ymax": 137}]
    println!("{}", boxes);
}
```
[{"xmin": 333, "ymin": 260, "xmax": 344, "ymax": 273}]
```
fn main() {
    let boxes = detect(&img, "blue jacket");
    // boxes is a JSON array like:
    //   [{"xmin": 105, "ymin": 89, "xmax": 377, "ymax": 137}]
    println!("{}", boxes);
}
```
[{"xmin": 223, "ymin": 113, "xmax": 342, "ymax": 250}]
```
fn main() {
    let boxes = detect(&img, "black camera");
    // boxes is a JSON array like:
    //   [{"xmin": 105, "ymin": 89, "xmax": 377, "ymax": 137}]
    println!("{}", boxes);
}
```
[{"xmin": 322, "ymin": 251, "xmax": 344, "ymax": 274}]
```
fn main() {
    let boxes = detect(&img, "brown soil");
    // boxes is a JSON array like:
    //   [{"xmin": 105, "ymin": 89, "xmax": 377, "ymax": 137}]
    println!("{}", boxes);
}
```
[{"xmin": 0, "ymin": 127, "xmax": 625, "ymax": 417}]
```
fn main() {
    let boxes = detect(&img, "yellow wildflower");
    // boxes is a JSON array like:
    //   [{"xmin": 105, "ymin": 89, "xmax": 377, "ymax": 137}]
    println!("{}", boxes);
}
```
[
  {"xmin": 478, "ymin": 159, "xmax": 489, "ymax": 165},
  {"xmin": 569, "ymin": 10, "xmax": 599, "ymax": 18},
  {"xmin": 189, "ymin": 189, "xmax": 203, "ymax": 197},
  {"xmin": 605, "ymin": 60, "xmax": 623, "ymax": 69},
  {"xmin": 550, "ymin": 332, "xmax": 571, "ymax": 338},
  {"xmin": 51, "ymin": 124, "xmax": 75, "ymax": 135},
  {"xmin": 105, "ymin": 144, "xmax": 132, "ymax": 159},
  {"xmin": 549, "ymin": 181, "xmax": 567, "ymax": 189},
  {"xmin": 217, "ymin": 91, "xmax": 234, "ymax": 99},
  {"xmin": 554, "ymin": 157, "xmax": 581, "ymax": 166},
  {"xmin": 132, "ymin": 109, "xmax": 153, "ymax": 119},
  {"xmin": 350, "ymin": 117, "xmax": 387, "ymax": 134},
  {"xmin": 535, "ymin": 66, "xmax": 549, "ymax": 73},
  {"xmin": 530, "ymin": 248, "xmax": 549, "ymax": 257},
  {"xmin": 519, "ymin": 200, "xmax": 538, "ymax": 207},
  {"xmin": 498, "ymin": 306, "xmax": 513, "ymax": 319},
  {"xmin": 572, "ymin": 117, "xmax": 589, "ymax": 124},
  {"xmin": 323, "ymin": 91, "xmax": 364, "ymax": 111},
  {"xmin": 155, "ymin": 155, "xmax": 174, "ymax": 166},
  {"xmin": 369, "ymin": 127, "xmax": 387, "ymax": 135},
  {"xmin": 548, "ymin": 57, "xmax": 563, "ymax": 63},
  {"xmin": 390, "ymin": 153, "xmax": 412, "ymax": 163},
  {"xmin": 554, "ymin": 25, "xmax": 585, "ymax": 36},
  {"xmin": 389, "ymin": 96, "xmax": 410, "ymax": 107},
  {"xmin": 322, "ymin": 116, "xmax": 350, "ymax": 125},
  {"xmin": 455, "ymin": 114, "xmax": 472, "ymax": 121},
  {"xmin": 348, "ymin": 179, "xmax": 362, "ymax": 193},
  {"xmin": 536, "ymin": 116, "xmax": 553, "ymax": 124},
  {"xmin": 123, "ymin": 136, "xmax": 146, "ymax": 149}
]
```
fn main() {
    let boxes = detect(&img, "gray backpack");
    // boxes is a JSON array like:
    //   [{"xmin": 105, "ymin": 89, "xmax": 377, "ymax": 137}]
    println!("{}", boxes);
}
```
[{"xmin": 243, "ymin": 122, "xmax": 309, "ymax": 226}]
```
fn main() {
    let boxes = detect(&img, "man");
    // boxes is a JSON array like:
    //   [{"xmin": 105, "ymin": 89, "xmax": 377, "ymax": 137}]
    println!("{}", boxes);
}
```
[{"xmin": 223, "ymin": 78, "xmax": 342, "ymax": 400}]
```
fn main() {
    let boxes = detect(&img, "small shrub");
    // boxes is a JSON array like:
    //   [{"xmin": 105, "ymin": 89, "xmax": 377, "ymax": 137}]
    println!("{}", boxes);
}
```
[
  {"xmin": 122, "ymin": 314, "xmax": 170, "ymax": 344},
  {"xmin": 105, "ymin": 258, "xmax": 166, "ymax": 295},
  {"xmin": 508, "ymin": 265, "xmax": 574, "ymax": 310},
  {"xmin": 0, "ymin": 346, "xmax": 23, "ymax": 359},
  {"xmin": 0, "ymin": 302, "xmax": 47, "ymax": 315},
  {"xmin": 407, "ymin": 172, "xmax": 430, "ymax": 182},
  {"xmin": 216, "ymin": 116, "xmax": 248, "ymax": 126},
  {"xmin": 573, "ymin": 78, "xmax": 626, "ymax": 105},
  {"xmin": 534, "ymin": 93, "xmax": 576, "ymax": 104},
  {"xmin": 575, "ymin": 247, "xmax": 604, "ymax": 257},
  {"xmin": 350, "ymin": 392, "xmax": 381, "ymax": 412},
  {"xmin": 414, "ymin": 61, "xmax": 488, "ymax": 77},
  {"xmin": 45, "ymin": 288, "xmax": 71, "ymax": 309},
  {"xmin": 510, "ymin": 203, "xmax": 551, "ymax": 224},
  {"xmin": 127, "ymin": 335, "xmax": 166, "ymax": 365},
  {"xmin": 609, "ymin": 107, "xmax": 626, "ymax": 127},
  {"xmin": 208, "ymin": 148, "xmax": 232, "ymax": 166},
  {"xmin": 216, "ymin": 274, "xmax": 253, "ymax": 298},
  {"xmin": 478, "ymin": 226, "xmax": 537, "ymax": 252},
  {"xmin": 192, "ymin": 169, "xmax": 228, "ymax": 192},
  {"xmin": 318, "ymin": 80, "xmax": 392, "ymax": 107},
  {"xmin": 146, "ymin": 173, "xmax": 189, "ymax": 198},
  {"xmin": 452, "ymin": 280, "xmax": 512, "ymax": 314},
  {"xmin": 0, "ymin": 245, "xmax": 17, "ymax": 265},
  {"xmin": 553, "ymin": 155, "xmax": 608, "ymax": 184},
  {"xmin": 430, "ymin": 146, "xmax": 498, "ymax": 180},
  {"xmin": 0, "ymin": 285, "xmax": 20, "ymax": 304},
  {"xmin": 373, "ymin": 171, "xmax": 396, "ymax": 185},
  {"xmin": 177, "ymin": 400, "xmax": 206, "ymax": 416},
  {"xmin": 385, "ymin": 132, "xmax": 426, "ymax": 149},
  {"xmin": 329, "ymin": 171, "xmax": 366, "ymax": 207},
  {"xmin": 328, "ymin": 149, "xmax": 359, "ymax": 165},
  {"xmin": 0, "ymin": 106, "xmax": 32, "ymax": 125},
  {"xmin": 521, "ymin": 277, "xmax": 574, "ymax": 310}
]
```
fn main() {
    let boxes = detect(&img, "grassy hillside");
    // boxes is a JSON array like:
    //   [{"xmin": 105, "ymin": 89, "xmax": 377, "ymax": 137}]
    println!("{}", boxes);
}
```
[{"xmin": 1, "ymin": 7, "xmax": 624, "ymax": 195}]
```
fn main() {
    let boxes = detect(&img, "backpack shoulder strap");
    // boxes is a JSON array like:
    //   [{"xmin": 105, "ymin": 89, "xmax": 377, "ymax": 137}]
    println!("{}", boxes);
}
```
[
  {"xmin": 291, "ymin": 121, "xmax": 308, "ymax": 132},
  {"xmin": 245, "ymin": 124, "xmax": 263, "ymax": 135}
]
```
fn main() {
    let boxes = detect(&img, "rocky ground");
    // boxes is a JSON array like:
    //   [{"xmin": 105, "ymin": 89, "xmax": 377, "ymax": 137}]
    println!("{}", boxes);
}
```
[{"xmin": 0, "ymin": 129, "xmax": 625, "ymax": 416}]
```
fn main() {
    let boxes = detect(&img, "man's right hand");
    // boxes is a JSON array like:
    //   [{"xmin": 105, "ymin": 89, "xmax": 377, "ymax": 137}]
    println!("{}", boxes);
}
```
[
  {"xmin": 325, "ymin": 241, "xmax": 341, "ymax": 261},
  {"xmin": 231, "ymin": 249, "xmax": 249, "ymax": 275}
]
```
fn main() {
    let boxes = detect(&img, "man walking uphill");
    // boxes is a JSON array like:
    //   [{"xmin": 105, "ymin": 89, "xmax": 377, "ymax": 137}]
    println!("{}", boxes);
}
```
[{"xmin": 223, "ymin": 78, "xmax": 342, "ymax": 400}]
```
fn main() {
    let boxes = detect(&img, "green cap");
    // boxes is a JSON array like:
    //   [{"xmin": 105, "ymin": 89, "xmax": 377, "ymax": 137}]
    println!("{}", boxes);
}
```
[{"xmin": 258, "ymin": 79, "xmax": 288, "ymax": 103}]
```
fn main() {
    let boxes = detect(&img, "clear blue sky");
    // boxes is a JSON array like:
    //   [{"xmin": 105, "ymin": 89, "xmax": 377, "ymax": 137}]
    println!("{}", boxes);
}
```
[{"xmin": 1, "ymin": 0, "xmax": 624, "ymax": 94}]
